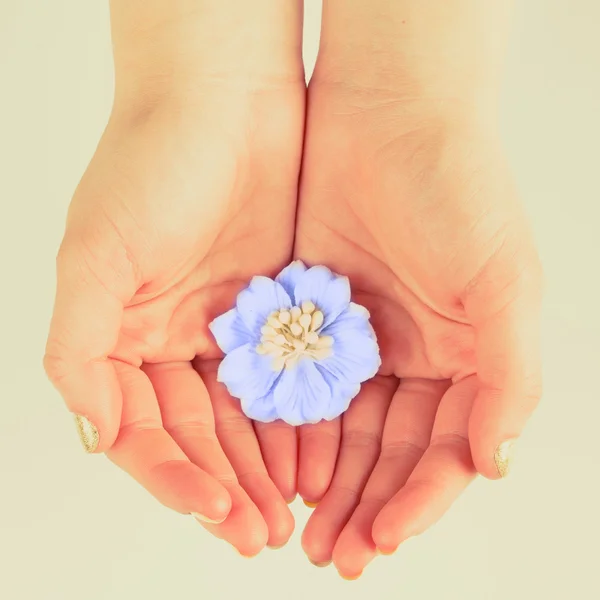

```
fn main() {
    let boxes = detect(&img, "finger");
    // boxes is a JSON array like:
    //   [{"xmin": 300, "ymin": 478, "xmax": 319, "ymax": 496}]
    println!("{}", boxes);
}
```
[
  {"xmin": 145, "ymin": 361, "xmax": 269, "ymax": 556},
  {"xmin": 372, "ymin": 376, "xmax": 478, "ymax": 553},
  {"xmin": 465, "ymin": 251, "xmax": 543, "ymax": 478},
  {"xmin": 253, "ymin": 419, "xmax": 298, "ymax": 503},
  {"xmin": 297, "ymin": 418, "xmax": 341, "ymax": 505},
  {"xmin": 301, "ymin": 378, "xmax": 394, "ymax": 566},
  {"xmin": 331, "ymin": 378, "xmax": 445, "ymax": 578},
  {"xmin": 44, "ymin": 234, "xmax": 138, "ymax": 453},
  {"xmin": 202, "ymin": 366, "xmax": 294, "ymax": 550},
  {"xmin": 106, "ymin": 361, "xmax": 231, "ymax": 521}
]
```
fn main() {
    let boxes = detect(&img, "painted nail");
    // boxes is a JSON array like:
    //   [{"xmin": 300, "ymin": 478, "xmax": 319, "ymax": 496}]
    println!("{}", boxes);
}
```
[
  {"xmin": 286, "ymin": 495, "xmax": 297, "ymax": 505},
  {"xmin": 377, "ymin": 546, "xmax": 397, "ymax": 556},
  {"xmin": 309, "ymin": 559, "xmax": 331, "ymax": 568},
  {"xmin": 339, "ymin": 572, "xmax": 362, "ymax": 581},
  {"xmin": 267, "ymin": 543, "xmax": 287, "ymax": 550},
  {"xmin": 303, "ymin": 500, "xmax": 318, "ymax": 508},
  {"xmin": 191, "ymin": 512, "xmax": 226, "ymax": 524},
  {"xmin": 494, "ymin": 439, "xmax": 517, "ymax": 478},
  {"xmin": 73, "ymin": 414, "xmax": 99, "ymax": 453}
]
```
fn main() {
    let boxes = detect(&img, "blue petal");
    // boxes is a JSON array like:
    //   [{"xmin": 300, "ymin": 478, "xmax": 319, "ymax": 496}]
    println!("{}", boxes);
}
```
[
  {"xmin": 318, "ymin": 323, "xmax": 381, "ymax": 385},
  {"xmin": 217, "ymin": 343, "xmax": 281, "ymax": 403},
  {"xmin": 315, "ymin": 364, "xmax": 361, "ymax": 421},
  {"xmin": 293, "ymin": 266, "xmax": 351, "ymax": 327},
  {"xmin": 273, "ymin": 359, "xmax": 332, "ymax": 425},
  {"xmin": 241, "ymin": 384, "xmax": 280, "ymax": 422},
  {"xmin": 275, "ymin": 260, "xmax": 307, "ymax": 300},
  {"xmin": 236, "ymin": 276, "xmax": 292, "ymax": 334},
  {"xmin": 321, "ymin": 302, "xmax": 375, "ymax": 339},
  {"xmin": 209, "ymin": 308, "xmax": 254, "ymax": 354}
]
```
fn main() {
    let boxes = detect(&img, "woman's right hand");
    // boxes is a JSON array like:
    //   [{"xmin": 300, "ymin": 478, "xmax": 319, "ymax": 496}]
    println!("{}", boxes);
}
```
[{"xmin": 44, "ymin": 0, "xmax": 305, "ymax": 555}]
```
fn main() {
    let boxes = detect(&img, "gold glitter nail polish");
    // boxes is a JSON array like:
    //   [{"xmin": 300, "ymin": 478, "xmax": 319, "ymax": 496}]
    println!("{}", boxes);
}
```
[
  {"xmin": 309, "ymin": 558, "xmax": 331, "ymax": 568},
  {"xmin": 303, "ymin": 500, "xmax": 318, "ymax": 508},
  {"xmin": 73, "ymin": 414, "xmax": 99, "ymax": 453},
  {"xmin": 339, "ymin": 572, "xmax": 362, "ymax": 581},
  {"xmin": 191, "ymin": 512, "xmax": 226, "ymax": 525},
  {"xmin": 494, "ymin": 439, "xmax": 516, "ymax": 477}
]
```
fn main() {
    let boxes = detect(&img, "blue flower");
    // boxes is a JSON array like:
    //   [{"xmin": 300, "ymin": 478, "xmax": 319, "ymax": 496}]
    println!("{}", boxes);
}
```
[{"xmin": 209, "ymin": 261, "xmax": 381, "ymax": 426}]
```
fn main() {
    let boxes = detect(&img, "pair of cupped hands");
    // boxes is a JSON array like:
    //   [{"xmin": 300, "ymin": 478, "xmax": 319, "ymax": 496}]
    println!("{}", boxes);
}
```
[{"xmin": 44, "ymin": 42, "xmax": 542, "ymax": 581}]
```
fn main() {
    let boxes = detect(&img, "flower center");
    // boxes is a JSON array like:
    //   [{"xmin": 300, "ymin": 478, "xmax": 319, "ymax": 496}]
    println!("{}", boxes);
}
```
[{"xmin": 256, "ymin": 301, "xmax": 334, "ymax": 370}]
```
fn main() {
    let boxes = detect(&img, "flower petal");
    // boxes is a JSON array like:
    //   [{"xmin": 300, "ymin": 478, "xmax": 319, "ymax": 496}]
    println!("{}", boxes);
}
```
[
  {"xmin": 241, "ymin": 384, "xmax": 280, "ymax": 423},
  {"xmin": 315, "ymin": 364, "xmax": 361, "ymax": 421},
  {"xmin": 236, "ymin": 276, "xmax": 292, "ymax": 334},
  {"xmin": 293, "ymin": 266, "xmax": 351, "ymax": 327},
  {"xmin": 217, "ymin": 343, "xmax": 280, "ymax": 403},
  {"xmin": 273, "ymin": 359, "xmax": 332, "ymax": 426},
  {"xmin": 209, "ymin": 308, "xmax": 254, "ymax": 354},
  {"xmin": 275, "ymin": 260, "xmax": 307, "ymax": 300},
  {"xmin": 321, "ymin": 302, "xmax": 375, "ymax": 339},
  {"xmin": 318, "ymin": 328, "xmax": 381, "ymax": 385}
]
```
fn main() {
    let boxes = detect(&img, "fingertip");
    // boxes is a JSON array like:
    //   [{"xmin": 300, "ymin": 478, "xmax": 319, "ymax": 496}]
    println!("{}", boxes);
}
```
[
  {"xmin": 236, "ymin": 521, "xmax": 269, "ymax": 558},
  {"xmin": 372, "ymin": 509, "xmax": 413, "ymax": 552},
  {"xmin": 50, "ymin": 359, "xmax": 123, "ymax": 454},
  {"xmin": 469, "ymin": 404, "xmax": 519, "ymax": 479},
  {"xmin": 266, "ymin": 502, "xmax": 296, "ymax": 549},
  {"xmin": 201, "ymin": 486, "xmax": 233, "ymax": 523}
]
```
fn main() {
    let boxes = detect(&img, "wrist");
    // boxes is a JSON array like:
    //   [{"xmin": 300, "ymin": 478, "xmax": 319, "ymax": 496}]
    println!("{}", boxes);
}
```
[
  {"xmin": 109, "ymin": 0, "xmax": 304, "ymax": 109},
  {"xmin": 313, "ymin": 0, "xmax": 512, "ymax": 118}
]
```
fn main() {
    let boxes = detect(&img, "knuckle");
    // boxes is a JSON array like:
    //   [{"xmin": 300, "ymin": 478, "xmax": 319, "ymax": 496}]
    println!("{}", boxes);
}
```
[
  {"xmin": 42, "ymin": 351, "xmax": 70, "ymax": 386},
  {"xmin": 342, "ymin": 429, "xmax": 382, "ymax": 451}
]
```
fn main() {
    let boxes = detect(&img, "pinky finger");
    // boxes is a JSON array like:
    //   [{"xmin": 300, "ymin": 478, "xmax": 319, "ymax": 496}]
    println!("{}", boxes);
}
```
[{"xmin": 372, "ymin": 376, "xmax": 479, "ymax": 553}]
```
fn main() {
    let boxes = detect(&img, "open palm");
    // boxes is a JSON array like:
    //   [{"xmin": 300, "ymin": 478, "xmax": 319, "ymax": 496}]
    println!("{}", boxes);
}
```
[
  {"xmin": 45, "ymin": 85, "xmax": 304, "ymax": 555},
  {"xmin": 294, "ymin": 84, "xmax": 543, "ymax": 577}
]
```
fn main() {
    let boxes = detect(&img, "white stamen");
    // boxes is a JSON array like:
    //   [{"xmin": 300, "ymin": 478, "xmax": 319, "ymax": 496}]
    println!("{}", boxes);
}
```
[
  {"xmin": 290, "ymin": 322, "xmax": 303, "ymax": 337},
  {"xmin": 278, "ymin": 310, "xmax": 291, "ymax": 325},
  {"xmin": 268, "ymin": 316, "xmax": 282, "ymax": 329},
  {"xmin": 292, "ymin": 339, "xmax": 307, "ymax": 351},
  {"xmin": 274, "ymin": 334, "xmax": 286, "ymax": 346},
  {"xmin": 257, "ymin": 303, "xmax": 335, "ymax": 370},
  {"xmin": 272, "ymin": 356, "xmax": 286, "ymax": 371},
  {"xmin": 299, "ymin": 313, "xmax": 312, "ymax": 330},
  {"xmin": 301, "ymin": 300, "xmax": 315, "ymax": 314},
  {"xmin": 311, "ymin": 311, "xmax": 324, "ymax": 331},
  {"xmin": 305, "ymin": 331, "xmax": 319, "ymax": 345},
  {"xmin": 311, "ymin": 348, "xmax": 333, "ymax": 360},
  {"xmin": 315, "ymin": 335, "xmax": 334, "ymax": 348}
]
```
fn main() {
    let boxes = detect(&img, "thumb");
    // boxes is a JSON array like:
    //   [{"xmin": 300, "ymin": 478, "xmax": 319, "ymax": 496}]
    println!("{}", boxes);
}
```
[
  {"xmin": 44, "ymin": 229, "xmax": 139, "ymax": 453},
  {"xmin": 465, "ymin": 247, "xmax": 543, "ymax": 479}
]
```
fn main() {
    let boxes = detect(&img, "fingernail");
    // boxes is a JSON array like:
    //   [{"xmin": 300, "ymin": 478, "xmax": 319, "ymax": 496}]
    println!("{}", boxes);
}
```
[
  {"xmin": 73, "ymin": 414, "xmax": 99, "ymax": 453},
  {"xmin": 267, "ymin": 543, "xmax": 287, "ymax": 550},
  {"xmin": 286, "ymin": 495, "xmax": 297, "ymax": 505},
  {"xmin": 377, "ymin": 546, "xmax": 397, "ymax": 556},
  {"xmin": 339, "ymin": 572, "xmax": 362, "ymax": 581},
  {"xmin": 191, "ymin": 512, "xmax": 226, "ymax": 524},
  {"xmin": 309, "ymin": 558, "xmax": 331, "ymax": 568},
  {"xmin": 303, "ymin": 500, "xmax": 318, "ymax": 508},
  {"xmin": 494, "ymin": 439, "xmax": 517, "ymax": 478}
]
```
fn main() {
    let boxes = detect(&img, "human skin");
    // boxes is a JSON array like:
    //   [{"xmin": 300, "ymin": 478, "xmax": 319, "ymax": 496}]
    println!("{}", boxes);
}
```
[
  {"xmin": 44, "ymin": 0, "xmax": 305, "ymax": 555},
  {"xmin": 44, "ymin": 0, "xmax": 543, "ymax": 572},
  {"xmin": 294, "ymin": 0, "xmax": 543, "ymax": 578}
]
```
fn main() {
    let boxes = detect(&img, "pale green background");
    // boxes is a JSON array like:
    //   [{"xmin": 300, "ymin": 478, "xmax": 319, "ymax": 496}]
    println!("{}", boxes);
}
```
[{"xmin": 0, "ymin": 1, "xmax": 599, "ymax": 599}]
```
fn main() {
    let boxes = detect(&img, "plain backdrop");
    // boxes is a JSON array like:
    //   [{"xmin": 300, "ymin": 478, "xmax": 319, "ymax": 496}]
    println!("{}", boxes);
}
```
[{"xmin": 1, "ymin": 1, "xmax": 599, "ymax": 599}]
